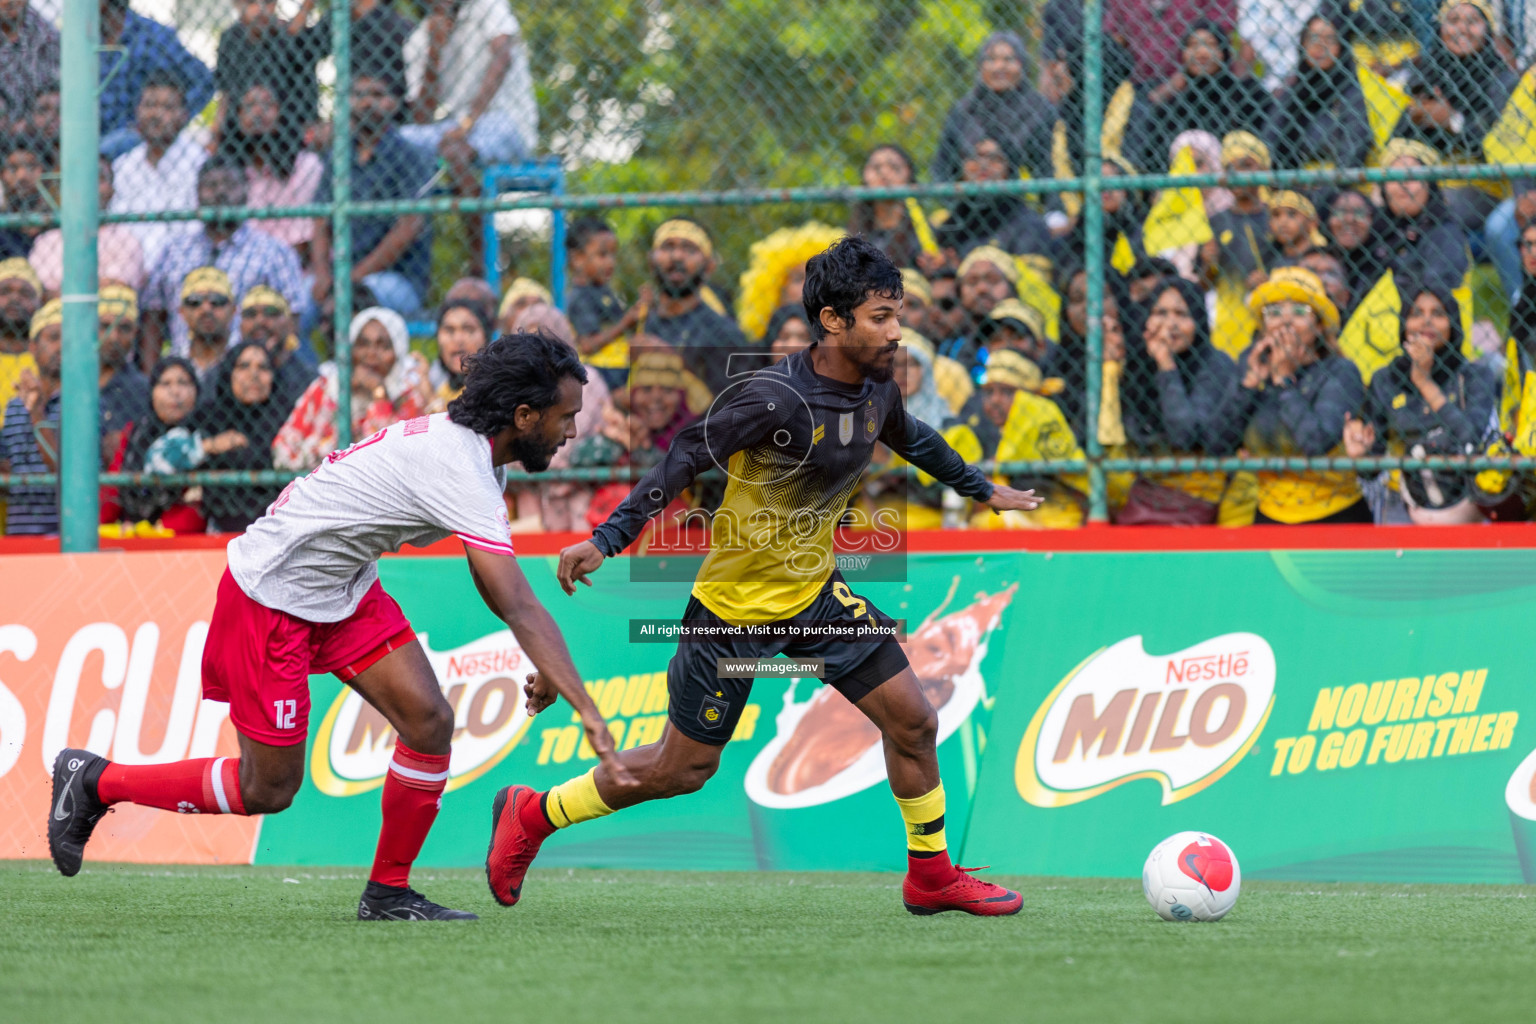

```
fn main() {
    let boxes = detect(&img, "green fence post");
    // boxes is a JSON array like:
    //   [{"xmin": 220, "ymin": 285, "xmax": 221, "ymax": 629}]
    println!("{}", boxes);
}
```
[
  {"xmin": 58, "ymin": 0, "xmax": 101, "ymax": 551},
  {"xmin": 1080, "ymin": 0, "xmax": 1107, "ymax": 523},
  {"xmin": 330, "ymin": 0, "xmax": 353, "ymax": 450}
]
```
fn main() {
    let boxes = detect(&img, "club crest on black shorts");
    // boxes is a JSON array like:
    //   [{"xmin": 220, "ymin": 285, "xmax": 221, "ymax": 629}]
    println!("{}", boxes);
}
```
[{"xmin": 698, "ymin": 695, "xmax": 730, "ymax": 730}]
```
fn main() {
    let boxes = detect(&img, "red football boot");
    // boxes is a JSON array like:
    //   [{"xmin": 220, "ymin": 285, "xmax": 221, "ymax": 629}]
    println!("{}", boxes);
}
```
[
  {"xmin": 486, "ymin": 785, "xmax": 550, "ymax": 907},
  {"xmin": 902, "ymin": 865, "xmax": 1023, "ymax": 916}
]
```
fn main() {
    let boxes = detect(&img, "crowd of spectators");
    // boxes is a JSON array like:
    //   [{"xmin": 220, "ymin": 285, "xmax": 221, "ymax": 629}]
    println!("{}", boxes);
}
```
[{"xmin": 3, "ymin": 0, "xmax": 1536, "ymax": 536}]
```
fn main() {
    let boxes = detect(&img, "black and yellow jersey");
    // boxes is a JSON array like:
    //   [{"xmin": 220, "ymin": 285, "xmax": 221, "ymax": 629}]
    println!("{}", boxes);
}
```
[{"xmin": 590, "ymin": 347, "xmax": 994, "ymax": 623}]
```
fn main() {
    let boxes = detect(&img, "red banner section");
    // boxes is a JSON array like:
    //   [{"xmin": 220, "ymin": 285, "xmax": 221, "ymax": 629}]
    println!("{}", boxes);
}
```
[{"xmin": 0, "ymin": 551, "xmax": 257, "ymax": 864}]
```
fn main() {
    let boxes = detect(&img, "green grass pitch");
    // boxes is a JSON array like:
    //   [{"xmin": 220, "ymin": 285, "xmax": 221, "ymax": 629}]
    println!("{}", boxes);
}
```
[{"xmin": 3, "ymin": 863, "xmax": 1533, "ymax": 1023}]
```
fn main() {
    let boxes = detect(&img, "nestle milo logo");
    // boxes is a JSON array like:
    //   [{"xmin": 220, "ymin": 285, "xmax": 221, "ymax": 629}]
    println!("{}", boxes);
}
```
[
  {"xmin": 310, "ymin": 631, "xmax": 532, "ymax": 797},
  {"xmin": 1167, "ymin": 650, "xmax": 1252, "ymax": 684},
  {"xmin": 1015, "ymin": 633, "xmax": 1276, "ymax": 807}
]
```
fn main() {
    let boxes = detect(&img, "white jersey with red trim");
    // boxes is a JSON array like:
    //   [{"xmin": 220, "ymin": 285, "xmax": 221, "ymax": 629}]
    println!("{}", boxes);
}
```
[{"xmin": 227, "ymin": 412, "xmax": 514, "ymax": 622}]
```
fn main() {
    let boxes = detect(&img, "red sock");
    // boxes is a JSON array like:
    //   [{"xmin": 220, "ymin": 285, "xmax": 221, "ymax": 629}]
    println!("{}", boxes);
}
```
[
  {"xmin": 518, "ymin": 790, "xmax": 558, "ymax": 841},
  {"xmin": 369, "ymin": 743, "xmax": 449, "ymax": 888},
  {"xmin": 96, "ymin": 757, "xmax": 248, "ymax": 815},
  {"xmin": 907, "ymin": 849, "xmax": 960, "ymax": 891}
]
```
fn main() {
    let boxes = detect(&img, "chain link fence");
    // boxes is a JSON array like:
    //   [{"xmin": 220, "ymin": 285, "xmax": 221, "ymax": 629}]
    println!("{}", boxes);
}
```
[{"xmin": 3, "ymin": 0, "xmax": 1536, "ymax": 542}]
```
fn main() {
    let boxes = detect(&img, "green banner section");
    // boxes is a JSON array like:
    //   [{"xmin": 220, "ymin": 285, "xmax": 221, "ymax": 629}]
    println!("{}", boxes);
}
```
[
  {"xmin": 253, "ymin": 553, "xmax": 1022, "ymax": 872},
  {"xmin": 964, "ymin": 549, "xmax": 1536, "ymax": 884},
  {"xmin": 253, "ymin": 547, "xmax": 1536, "ymax": 883}
]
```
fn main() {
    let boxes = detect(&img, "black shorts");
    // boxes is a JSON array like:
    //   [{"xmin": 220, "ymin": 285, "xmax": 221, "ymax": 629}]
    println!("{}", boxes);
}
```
[{"xmin": 666, "ymin": 571, "xmax": 910, "ymax": 745}]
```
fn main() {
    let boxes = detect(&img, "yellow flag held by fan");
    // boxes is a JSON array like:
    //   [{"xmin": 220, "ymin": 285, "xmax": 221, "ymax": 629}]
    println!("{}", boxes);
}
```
[
  {"xmin": 1143, "ymin": 147, "xmax": 1213, "ymax": 254},
  {"xmin": 1484, "ymin": 68, "xmax": 1536, "ymax": 165},
  {"xmin": 1338, "ymin": 269, "xmax": 1479, "ymax": 383},
  {"xmin": 1110, "ymin": 233, "xmax": 1136, "ymax": 275},
  {"xmin": 1359, "ymin": 64, "xmax": 1411, "ymax": 154},
  {"xmin": 1014, "ymin": 256, "xmax": 1062, "ymax": 341},
  {"xmin": 1337, "ymin": 271, "xmax": 1403, "ymax": 382},
  {"xmin": 982, "ymin": 391, "xmax": 1089, "ymax": 529},
  {"xmin": 906, "ymin": 198, "xmax": 941, "ymax": 257}
]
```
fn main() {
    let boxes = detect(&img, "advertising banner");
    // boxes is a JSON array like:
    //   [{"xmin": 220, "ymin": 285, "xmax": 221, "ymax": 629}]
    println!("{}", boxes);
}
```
[
  {"xmin": 5, "ymin": 544, "xmax": 1535, "ymax": 883},
  {"xmin": 964, "ymin": 549, "xmax": 1536, "ymax": 884},
  {"xmin": 0, "ymin": 547, "xmax": 1019, "ymax": 872},
  {"xmin": 255, "ymin": 553, "xmax": 1019, "ymax": 872},
  {"xmin": 0, "ymin": 551, "xmax": 255, "ymax": 865}
]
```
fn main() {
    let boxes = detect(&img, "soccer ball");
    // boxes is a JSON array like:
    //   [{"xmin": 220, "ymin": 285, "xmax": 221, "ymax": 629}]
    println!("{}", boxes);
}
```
[{"xmin": 1142, "ymin": 831, "xmax": 1240, "ymax": 922}]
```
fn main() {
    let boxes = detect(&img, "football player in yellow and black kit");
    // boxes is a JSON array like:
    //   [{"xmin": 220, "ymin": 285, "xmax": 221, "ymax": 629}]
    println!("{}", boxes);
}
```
[{"xmin": 487, "ymin": 236, "xmax": 1041, "ymax": 915}]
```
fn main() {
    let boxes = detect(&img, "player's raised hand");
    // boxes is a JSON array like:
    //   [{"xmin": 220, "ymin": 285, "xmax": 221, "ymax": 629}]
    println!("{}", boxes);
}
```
[
  {"xmin": 985, "ymin": 484, "xmax": 1043, "ymax": 512},
  {"xmin": 557, "ymin": 540, "xmax": 606, "ymax": 595},
  {"xmin": 524, "ymin": 671, "xmax": 558, "ymax": 714},
  {"xmin": 581, "ymin": 708, "xmax": 637, "ymax": 786}
]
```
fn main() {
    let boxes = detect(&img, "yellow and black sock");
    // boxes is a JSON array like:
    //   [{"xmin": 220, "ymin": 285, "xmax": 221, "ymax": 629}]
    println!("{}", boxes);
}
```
[
  {"xmin": 895, "ymin": 784, "xmax": 958, "ymax": 890},
  {"xmin": 543, "ymin": 768, "xmax": 615, "ymax": 830}
]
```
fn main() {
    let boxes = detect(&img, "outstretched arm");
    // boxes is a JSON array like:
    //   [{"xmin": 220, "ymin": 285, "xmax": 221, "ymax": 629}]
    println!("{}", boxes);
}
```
[
  {"xmin": 880, "ymin": 406, "xmax": 1042, "ymax": 511},
  {"xmin": 465, "ymin": 546, "xmax": 633, "ymax": 784},
  {"xmin": 587, "ymin": 375, "xmax": 793, "ymax": 558}
]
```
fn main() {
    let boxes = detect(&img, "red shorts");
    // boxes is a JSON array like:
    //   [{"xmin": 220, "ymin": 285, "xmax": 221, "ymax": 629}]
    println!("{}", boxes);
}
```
[{"xmin": 201, "ymin": 568, "xmax": 416, "ymax": 746}]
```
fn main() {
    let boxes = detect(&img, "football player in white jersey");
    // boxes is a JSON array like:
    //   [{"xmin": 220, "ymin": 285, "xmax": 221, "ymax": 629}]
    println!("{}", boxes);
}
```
[{"xmin": 49, "ymin": 332, "xmax": 627, "ymax": 921}]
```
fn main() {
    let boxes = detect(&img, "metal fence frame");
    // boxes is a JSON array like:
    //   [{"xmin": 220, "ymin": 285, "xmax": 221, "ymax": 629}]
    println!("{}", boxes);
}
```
[{"xmin": 21, "ymin": 0, "xmax": 1536, "ymax": 549}]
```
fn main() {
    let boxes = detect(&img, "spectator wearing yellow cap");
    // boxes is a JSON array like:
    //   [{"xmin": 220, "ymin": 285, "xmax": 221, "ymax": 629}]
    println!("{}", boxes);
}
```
[
  {"xmin": 642, "ymin": 219, "xmax": 749, "ymax": 396},
  {"xmin": 97, "ymin": 284, "xmax": 150, "ymax": 468},
  {"xmin": 1267, "ymin": 191, "xmax": 1328, "ymax": 265},
  {"xmin": 0, "ymin": 299, "xmax": 63, "ymax": 534},
  {"xmin": 1201, "ymin": 131, "xmax": 1279, "ymax": 358},
  {"xmin": 1221, "ymin": 267, "xmax": 1369, "ymax": 524},
  {"xmin": 977, "ymin": 298, "xmax": 1050, "ymax": 373},
  {"xmin": 1376, "ymin": 138, "xmax": 1469, "ymax": 295},
  {"xmin": 892, "ymin": 269, "xmax": 931, "ymax": 337},
  {"xmin": 953, "ymin": 246, "xmax": 1019, "ymax": 363},
  {"xmin": 140, "ymin": 155, "xmax": 307, "ymax": 367},
  {"xmin": 944, "ymin": 349, "xmax": 1065, "ymax": 471},
  {"xmin": 239, "ymin": 285, "xmax": 315, "ymax": 411},
  {"xmin": 0, "ymin": 257, "xmax": 41, "ymax": 414},
  {"xmin": 496, "ymin": 277, "xmax": 553, "ymax": 335},
  {"xmin": 177, "ymin": 267, "xmax": 237, "ymax": 389},
  {"xmin": 959, "ymin": 348, "xmax": 1087, "ymax": 530}
]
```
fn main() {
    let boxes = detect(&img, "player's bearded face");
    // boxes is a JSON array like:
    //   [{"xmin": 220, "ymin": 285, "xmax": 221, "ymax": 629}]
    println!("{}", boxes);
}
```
[
  {"xmin": 845, "ymin": 299, "xmax": 902, "ymax": 383},
  {"xmin": 508, "ymin": 427, "xmax": 562, "ymax": 473},
  {"xmin": 510, "ymin": 379, "xmax": 582, "ymax": 472},
  {"xmin": 652, "ymin": 242, "xmax": 708, "ymax": 298}
]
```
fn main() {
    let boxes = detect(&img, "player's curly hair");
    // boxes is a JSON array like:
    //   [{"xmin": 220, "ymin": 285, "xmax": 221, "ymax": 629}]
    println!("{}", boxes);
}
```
[
  {"xmin": 802, "ymin": 234, "xmax": 903, "ymax": 342},
  {"xmin": 447, "ymin": 331, "xmax": 588, "ymax": 437}
]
